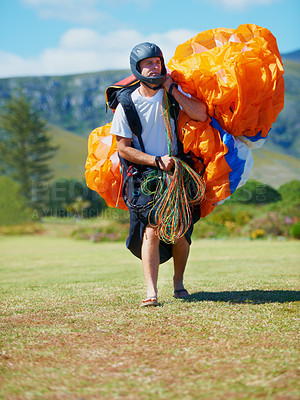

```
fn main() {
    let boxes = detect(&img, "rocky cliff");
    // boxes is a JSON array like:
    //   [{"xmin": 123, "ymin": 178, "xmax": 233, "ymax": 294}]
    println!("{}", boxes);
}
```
[
  {"xmin": 0, "ymin": 70, "xmax": 130, "ymax": 137},
  {"xmin": 0, "ymin": 60, "xmax": 299, "ymax": 158}
]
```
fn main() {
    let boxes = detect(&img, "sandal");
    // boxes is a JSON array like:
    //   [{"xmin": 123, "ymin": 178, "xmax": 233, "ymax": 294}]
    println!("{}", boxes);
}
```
[
  {"xmin": 141, "ymin": 297, "xmax": 159, "ymax": 307},
  {"xmin": 174, "ymin": 289, "xmax": 190, "ymax": 299}
]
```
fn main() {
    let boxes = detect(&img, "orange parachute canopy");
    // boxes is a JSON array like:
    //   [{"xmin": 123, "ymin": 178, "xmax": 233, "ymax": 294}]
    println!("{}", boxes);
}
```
[
  {"xmin": 177, "ymin": 112, "xmax": 233, "ymax": 218},
  {"xmin": 85, "ymin": 123, "xmax": 127, "ymax": 211},
  {"xmin": 168, "ymin": 23, "xmax": 284, "ymax": 138}
]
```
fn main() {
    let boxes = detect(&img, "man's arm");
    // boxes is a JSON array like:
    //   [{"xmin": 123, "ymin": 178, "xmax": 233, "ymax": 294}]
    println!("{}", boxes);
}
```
[
  {"xmin": 163, "ymin": 75, "xmax": 208, "ymax": 122},
  {"xmin": 116, "ymin": 136, "xmax": 174, "ymax": 171}
]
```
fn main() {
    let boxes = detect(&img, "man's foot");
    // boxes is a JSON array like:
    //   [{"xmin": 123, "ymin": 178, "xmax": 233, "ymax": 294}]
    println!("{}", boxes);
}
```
[
  {"xmin": 140, "ymin": 297, "xmax": 159, "ymax": 307},
  {"xmin": 174, "ymin": 289, "xmax": 190, "ymax": 299}
]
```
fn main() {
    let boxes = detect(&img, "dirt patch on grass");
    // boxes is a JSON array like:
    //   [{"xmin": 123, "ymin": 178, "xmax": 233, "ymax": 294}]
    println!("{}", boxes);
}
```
[{"xmin": 1, "ymin": 298, "xmax": 299, "ymax": 400}]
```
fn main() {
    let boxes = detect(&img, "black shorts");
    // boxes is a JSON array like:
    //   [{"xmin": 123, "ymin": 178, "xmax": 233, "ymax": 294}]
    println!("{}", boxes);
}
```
[{"xmin": 126, "ymin": 204, "xmax": 200, "ymax": 264}]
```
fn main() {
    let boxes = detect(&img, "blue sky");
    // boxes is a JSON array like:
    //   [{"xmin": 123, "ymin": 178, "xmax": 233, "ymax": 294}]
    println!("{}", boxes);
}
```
[{"xmin": 0, "ymin": 0, "xmax": 299, "ymax": 78}]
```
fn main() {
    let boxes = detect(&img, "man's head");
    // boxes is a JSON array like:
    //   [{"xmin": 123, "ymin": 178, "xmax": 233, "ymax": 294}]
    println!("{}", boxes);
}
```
[{"xmin": 130, "ymin": 42, "xmax": 167, "ymax": 89}]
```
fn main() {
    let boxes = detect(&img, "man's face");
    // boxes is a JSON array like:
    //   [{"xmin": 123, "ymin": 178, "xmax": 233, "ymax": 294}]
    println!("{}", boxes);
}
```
[{"xmin": 139, "ymin": 57, "xmax": 162, "ymax": 78}]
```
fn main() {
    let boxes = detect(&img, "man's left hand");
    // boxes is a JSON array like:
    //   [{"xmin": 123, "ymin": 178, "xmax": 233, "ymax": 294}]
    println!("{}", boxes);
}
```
[{"xmin": 163, "ymin": 74, "xmax": 173, "ymax": 92}]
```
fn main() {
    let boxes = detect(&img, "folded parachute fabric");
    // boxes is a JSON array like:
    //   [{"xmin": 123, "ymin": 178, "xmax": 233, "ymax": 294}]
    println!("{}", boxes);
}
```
[
  {"xmin": 85, "ymin": 24, "xmax": 284, "ymax": 217},
  {"xmin": 167, "ymin": 23, "xmax": 284, "ymax": 216},
  {"xmin": 177, "ymin": 113, "xmax": 254, "ymax": 217},
  {"xmin": 168, "ymin": 23, "xmax": 284, "ymax": 139},
  {"xmin": 85, "ymin": 123, "xmax": 127, "ymax": 211}
]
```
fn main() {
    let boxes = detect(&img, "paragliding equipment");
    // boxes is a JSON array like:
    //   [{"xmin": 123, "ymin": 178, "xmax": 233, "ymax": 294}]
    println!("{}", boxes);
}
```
[{"xmin": 85, "ymin": 24, "xmax": 284, "ymax": 224}]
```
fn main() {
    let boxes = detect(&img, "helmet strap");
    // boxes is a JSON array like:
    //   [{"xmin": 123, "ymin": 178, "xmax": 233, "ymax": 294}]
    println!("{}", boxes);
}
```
[{"xmin": 142, "ymin": 81, "xmax": 163, "ymax": 91}]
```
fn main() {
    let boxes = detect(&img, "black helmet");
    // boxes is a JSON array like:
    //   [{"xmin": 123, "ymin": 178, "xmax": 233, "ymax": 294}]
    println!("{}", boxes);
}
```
[{"xmin": 130, "ymin": 42, "xmax": 167, "ymax": 88}]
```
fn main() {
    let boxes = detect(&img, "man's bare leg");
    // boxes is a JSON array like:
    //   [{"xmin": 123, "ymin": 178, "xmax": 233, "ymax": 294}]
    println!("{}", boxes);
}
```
[
  {"xmin": 141, "ymin": 225, "xmax": 160, "ymax": 299},
  {"xmin": 172, "ymin": 236, "xmax": 190, "ymax": 294}
]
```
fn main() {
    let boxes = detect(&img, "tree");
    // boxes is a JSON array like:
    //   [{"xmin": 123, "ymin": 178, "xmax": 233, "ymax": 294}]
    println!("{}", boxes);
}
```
[
  {"xmin": 228, "ymin": 180, "xmax": 282, "ymax": 204},
  {"xmin": 0, "ymin": 90, "xmax": 57, "ymax": 214}
]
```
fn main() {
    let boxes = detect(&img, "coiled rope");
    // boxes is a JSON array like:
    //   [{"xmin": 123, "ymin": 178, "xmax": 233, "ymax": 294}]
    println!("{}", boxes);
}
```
[
  {"xmin": 141, "ymin": 90, "xmax": 205, "ymax": 243},
  {"xmin": 141, "ymin": 157, "xmax": 205, "ymax": 243}
]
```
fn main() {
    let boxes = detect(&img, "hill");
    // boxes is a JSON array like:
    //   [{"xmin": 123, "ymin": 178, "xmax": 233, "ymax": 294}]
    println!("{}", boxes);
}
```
[
  {"xmin": 282, "ymin": 50, "xmax": 300, "ymax": 63},
  {"xmin": 270, "ymin": 60, "xmax": 300, "ymax": 158},
  {"xmin": 1, "ymin": 55, "xmax": 300, "ymax": 186},
  {"xmin": 48, "ymin": 123, "xmax": 300, "ymax": 188},
  {"xmin": 47, "ymin": 125, "xmax": 87, "ymax": 181},
  {"xmin": 251, "ymin": 146, "xmax": 300, "ymax": 187},
  {"xmin": 0, "ymin": 70, "xmax": 128, "ymax": 137},
  {"xmin": 0, "ymin": 56, "xmax": 299, "ymax": 158}
]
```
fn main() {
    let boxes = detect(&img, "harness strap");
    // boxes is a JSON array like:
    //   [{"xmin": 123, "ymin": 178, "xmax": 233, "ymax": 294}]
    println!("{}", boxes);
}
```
[{"xmin": 117, "ymin": 88, "xmax": 145, "ymax": 153}]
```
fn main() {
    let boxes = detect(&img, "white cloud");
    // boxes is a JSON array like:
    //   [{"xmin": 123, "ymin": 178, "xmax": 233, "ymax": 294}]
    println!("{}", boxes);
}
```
[
  {"xmin": 0, "ymin": 28, "xmax": 197, "ymax": 78},
  {"xmin": 60, "ymin": 29, "xmax": 103, "ymax": 50},
  {"xmin": 20, "ymin": 0, "xmax": 106, "ymax": 24}
]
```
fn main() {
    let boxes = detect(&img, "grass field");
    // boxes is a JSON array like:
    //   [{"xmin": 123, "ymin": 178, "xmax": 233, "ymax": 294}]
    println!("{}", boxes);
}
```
[{"xmin": 0, "ymin": 236, "xmax": 299, "ymax": 400}]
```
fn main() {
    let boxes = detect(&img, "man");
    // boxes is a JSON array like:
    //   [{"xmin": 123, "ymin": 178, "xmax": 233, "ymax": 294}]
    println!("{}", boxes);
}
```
[{"xmin": 110, "ymin": 42, "xmax": 207, "ymax": 306}]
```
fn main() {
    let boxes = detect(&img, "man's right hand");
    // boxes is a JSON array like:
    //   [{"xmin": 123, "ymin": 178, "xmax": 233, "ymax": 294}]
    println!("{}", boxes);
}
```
[
  {"xmin": 159, "ymin": 155, "xmax": 174, "ymax": 171},
  {"xmin": 117, "ymin": 136, "xmax": 175, "ymax": 171}
]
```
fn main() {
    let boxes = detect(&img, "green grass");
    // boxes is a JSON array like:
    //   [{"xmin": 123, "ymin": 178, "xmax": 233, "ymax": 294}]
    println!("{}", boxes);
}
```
[{"xmin": 0, "ymin": 236, "xmax": 299, "ymax": 400}]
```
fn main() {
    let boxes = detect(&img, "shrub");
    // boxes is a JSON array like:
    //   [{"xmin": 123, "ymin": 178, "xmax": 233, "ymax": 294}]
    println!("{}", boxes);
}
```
[
  {"xmin": 229, "ymin": 180, "xmax": 282, "ymax": 204},
  {"xmin": 193, "ymin": 218, "xmax": 230, "ymax": 238},
  {"xmin": 209, "ymin": 210, "xmax": 235, "ymax": 225},
  {"xmin": 289, "ymin": 222, "xmax": 300, "ymax": 239},
  {"xmin": 250, "ymin": 229, "xmax": 266, "ymax": 239},
  {"xmin": 247, "ymin": 212, "xmax": 288, "ymax": 237},
  {"xmin": 46, "ymin": 178, "xmax": 107, "ymax": 218},
  {"xmin": 0, "ymin": 223, "xmax": 43, "ymax": 235},
  {"xmin": 71, "ymin": 223, "xmax": 129, "ymax": 242},
  {"xmin": 235, "ymin": 210, "xmax": 252, "ymax": 225},
  {"xmin": 278, "ymin": 180, "xmax": 300, "ymax": 204}
]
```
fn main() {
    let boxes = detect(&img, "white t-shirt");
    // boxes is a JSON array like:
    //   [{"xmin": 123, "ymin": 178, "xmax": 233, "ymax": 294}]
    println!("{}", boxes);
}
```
[{"xmin": 110, "ymin": 87, "xmax": 178, "ymax": 156}]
